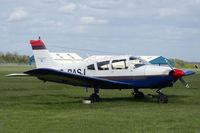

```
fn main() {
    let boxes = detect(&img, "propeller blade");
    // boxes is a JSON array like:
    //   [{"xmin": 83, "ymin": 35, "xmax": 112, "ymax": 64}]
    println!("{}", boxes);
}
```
[
  {"xmin": 165, "ymin": 58, "xmax": 174, "ymax": 70},
  {"xmin": 179, "ymin": 77, "xmax": 189, "ymax": 88}
]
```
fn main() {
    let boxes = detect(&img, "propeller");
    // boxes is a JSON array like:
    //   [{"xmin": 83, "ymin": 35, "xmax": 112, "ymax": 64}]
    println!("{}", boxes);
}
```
[
  {"xmin": 179, "ymin": 77, "xmax": 189, "ymax": 88},
  {"xmin": 165, "ymin": 59, "xmax": 190, "ymax": 88},
  {"xmin": 165, "ymin": 58, "xmax": 174, "ymax": 70}
]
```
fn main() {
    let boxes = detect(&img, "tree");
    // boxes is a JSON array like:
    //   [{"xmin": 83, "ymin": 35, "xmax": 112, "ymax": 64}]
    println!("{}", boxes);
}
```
[{"xmin": 0, "ymin": 52, "xmax": 29, "ymax": 64}]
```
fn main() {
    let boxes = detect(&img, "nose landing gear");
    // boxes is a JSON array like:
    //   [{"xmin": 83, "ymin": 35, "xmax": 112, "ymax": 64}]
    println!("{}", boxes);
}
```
[{"xmin": 156, "ymin": 89, "xmax": 168, "ymax": 103}]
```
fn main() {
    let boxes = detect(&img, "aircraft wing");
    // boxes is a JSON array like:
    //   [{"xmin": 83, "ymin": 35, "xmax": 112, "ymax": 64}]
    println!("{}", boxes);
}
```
[{"xmin": 24, "ymin": 68, "xmax": 134, "ymax": 89}]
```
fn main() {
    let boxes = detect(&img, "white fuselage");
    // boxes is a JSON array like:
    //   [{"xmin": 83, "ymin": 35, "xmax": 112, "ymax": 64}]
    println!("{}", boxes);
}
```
[{"xmin": 54, "ymin": 55, "xmax": 171, "ymax": 78}]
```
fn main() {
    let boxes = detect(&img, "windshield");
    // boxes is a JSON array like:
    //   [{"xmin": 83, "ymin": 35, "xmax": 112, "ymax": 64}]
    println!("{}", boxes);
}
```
[
  {"xmin": 129, "ymin": 56, "xmax": 149, "ymax": 68},
  {"xmin": 129, "ymin": 56, "xmax": 149, "ymax": 65}
]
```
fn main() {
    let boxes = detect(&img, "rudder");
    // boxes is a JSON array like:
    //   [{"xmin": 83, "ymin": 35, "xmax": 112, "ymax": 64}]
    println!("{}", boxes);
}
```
[{"xmin": 30, "ymin": 37, "xmax": 56, "ymax": 69}]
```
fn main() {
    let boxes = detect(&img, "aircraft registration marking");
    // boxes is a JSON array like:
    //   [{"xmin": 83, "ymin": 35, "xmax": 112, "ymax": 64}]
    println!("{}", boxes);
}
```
[{"xmin": 67, "ymin": 69, "xmax": 86, "ymax": 75}]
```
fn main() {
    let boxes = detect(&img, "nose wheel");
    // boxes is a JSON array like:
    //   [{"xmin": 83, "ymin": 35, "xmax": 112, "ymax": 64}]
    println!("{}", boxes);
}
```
[{"xmin": 156, "ymin": 89, "xmax": 168, "ymax": 103}]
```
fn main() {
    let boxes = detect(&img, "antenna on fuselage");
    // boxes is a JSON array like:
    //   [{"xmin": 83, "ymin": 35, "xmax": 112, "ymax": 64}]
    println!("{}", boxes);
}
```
[{"xmin": 52, "ymin": 45, "xmax": 124, "ymax": 55}]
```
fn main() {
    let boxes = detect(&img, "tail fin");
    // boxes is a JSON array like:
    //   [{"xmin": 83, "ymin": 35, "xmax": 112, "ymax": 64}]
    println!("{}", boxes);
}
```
[{"xmin": 30, "ymin": 38, "xmax": 56, "ymax": 68}]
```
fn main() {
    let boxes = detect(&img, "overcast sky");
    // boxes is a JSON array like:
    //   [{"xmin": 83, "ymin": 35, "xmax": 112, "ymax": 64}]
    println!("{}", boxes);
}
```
[{"xmin": 0, "ymin": 0, "xmax": 200, "ymax": 61}]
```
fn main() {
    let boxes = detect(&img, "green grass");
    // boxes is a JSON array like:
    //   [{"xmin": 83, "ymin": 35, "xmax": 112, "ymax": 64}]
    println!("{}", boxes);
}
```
[{"xmin": 0, "ymin": 66, "xmax": 200, "ymax": 133}]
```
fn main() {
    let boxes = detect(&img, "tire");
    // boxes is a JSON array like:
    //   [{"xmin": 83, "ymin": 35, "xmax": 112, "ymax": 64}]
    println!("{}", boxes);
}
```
[
  {"xmin": 157, "ymin": 95, "xmax": 168, "ymax": 103},
  {"xmin": 89, "ymin": 94, "xmax": 100, "ymax": 102},
  {"xmin": 134, "ymin": 92, "xmax": 144, "ymax": 99}
]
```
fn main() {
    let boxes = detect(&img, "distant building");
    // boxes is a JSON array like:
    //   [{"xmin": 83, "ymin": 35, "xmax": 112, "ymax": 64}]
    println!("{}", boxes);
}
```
[
  {"xmin": 29, "ymin": 55, "xmax": 35, "ymax": 65},
  {"xmin": 29, "ymin": 54, "xmax": 173, "ymax": 67},
  {"xmin": 29, "ymin": 52, "xmax": 83, "ymax": 65},
  {"xmin": 139, "ymin": 56, "xmax": 174, "ymax": 67}
]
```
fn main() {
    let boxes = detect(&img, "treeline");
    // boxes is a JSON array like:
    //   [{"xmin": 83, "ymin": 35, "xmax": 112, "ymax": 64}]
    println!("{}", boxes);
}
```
[
  {"xmin": 0, "ymin": 52, "xmax": 29, "ymax": 64},
  {"xmin": 174, "ymin": 59, "xmax": 199, "ymax": 69}
]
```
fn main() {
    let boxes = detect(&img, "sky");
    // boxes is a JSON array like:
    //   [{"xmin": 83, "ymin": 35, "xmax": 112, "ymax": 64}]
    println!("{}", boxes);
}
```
[{"xmin": 0, "ymin": 0, "xmax": 200, "ymax": 61}]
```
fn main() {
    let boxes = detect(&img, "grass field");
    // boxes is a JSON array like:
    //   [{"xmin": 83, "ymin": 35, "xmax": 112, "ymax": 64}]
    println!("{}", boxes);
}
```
[{"xmin": 0, "ymin": 66, "xmax": 199, "ymax": 133}]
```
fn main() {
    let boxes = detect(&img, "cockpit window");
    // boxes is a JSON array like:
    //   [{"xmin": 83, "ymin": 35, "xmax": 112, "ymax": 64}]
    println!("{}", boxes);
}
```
[
  {"xmin": 112, "ymin": 59, "xmax": 128, "ymax": 69},
  {"xmin": 134, "ymin": 64, "xmax": 145, "ymax": 68},
  {"xmin": 87, "ymin": 64, "xmax": 95, "ymax": 70},
  {"xmin": 129, "ymin": 56, "xmax": 146, "ymax": 68},
  {"xmin": 129, "ymin": 57, "xmax": 142, "ymax": 63},
  {"xmin": 129, "ymin": 56, "xmax": 148, "ymax": 64},
  {"xmin": 97, "ymin": 61, "xmax": 109, "ymax": 70},
  {"xmin": 129, "ymin": 57, "xmax": 138, "ymax": 60}
]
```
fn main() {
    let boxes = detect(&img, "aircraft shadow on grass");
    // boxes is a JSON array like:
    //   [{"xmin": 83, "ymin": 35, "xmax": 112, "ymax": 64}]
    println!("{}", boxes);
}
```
[{"xmin": 8, "ymin": 93, "xmax": 190, "ymax": 105}]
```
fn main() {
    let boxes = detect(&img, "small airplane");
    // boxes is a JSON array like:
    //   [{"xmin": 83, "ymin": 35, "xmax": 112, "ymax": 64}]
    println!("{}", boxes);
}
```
[{"xmin": 7, "ymin": 37, "xmax": 195, "ymax": 103}]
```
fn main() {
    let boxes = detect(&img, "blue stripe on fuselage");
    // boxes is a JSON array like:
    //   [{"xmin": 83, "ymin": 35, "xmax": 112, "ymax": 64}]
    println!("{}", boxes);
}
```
[{"xmin": 101, "ymin": 75, "xmax": 174, "ymax": 88}]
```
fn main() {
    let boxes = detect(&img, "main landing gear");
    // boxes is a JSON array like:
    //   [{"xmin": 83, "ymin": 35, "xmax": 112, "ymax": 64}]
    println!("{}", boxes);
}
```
[
  {"xmin": 89, "ymin": 87, "xmax": 100, "ymax": 102},
  {"xmin": 132, "ymin": 89, "xmax": 144, "ymax": 99},
  {"xmin": 156, "ymin": 89, "xmax": 168, "ymax": 103}
]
